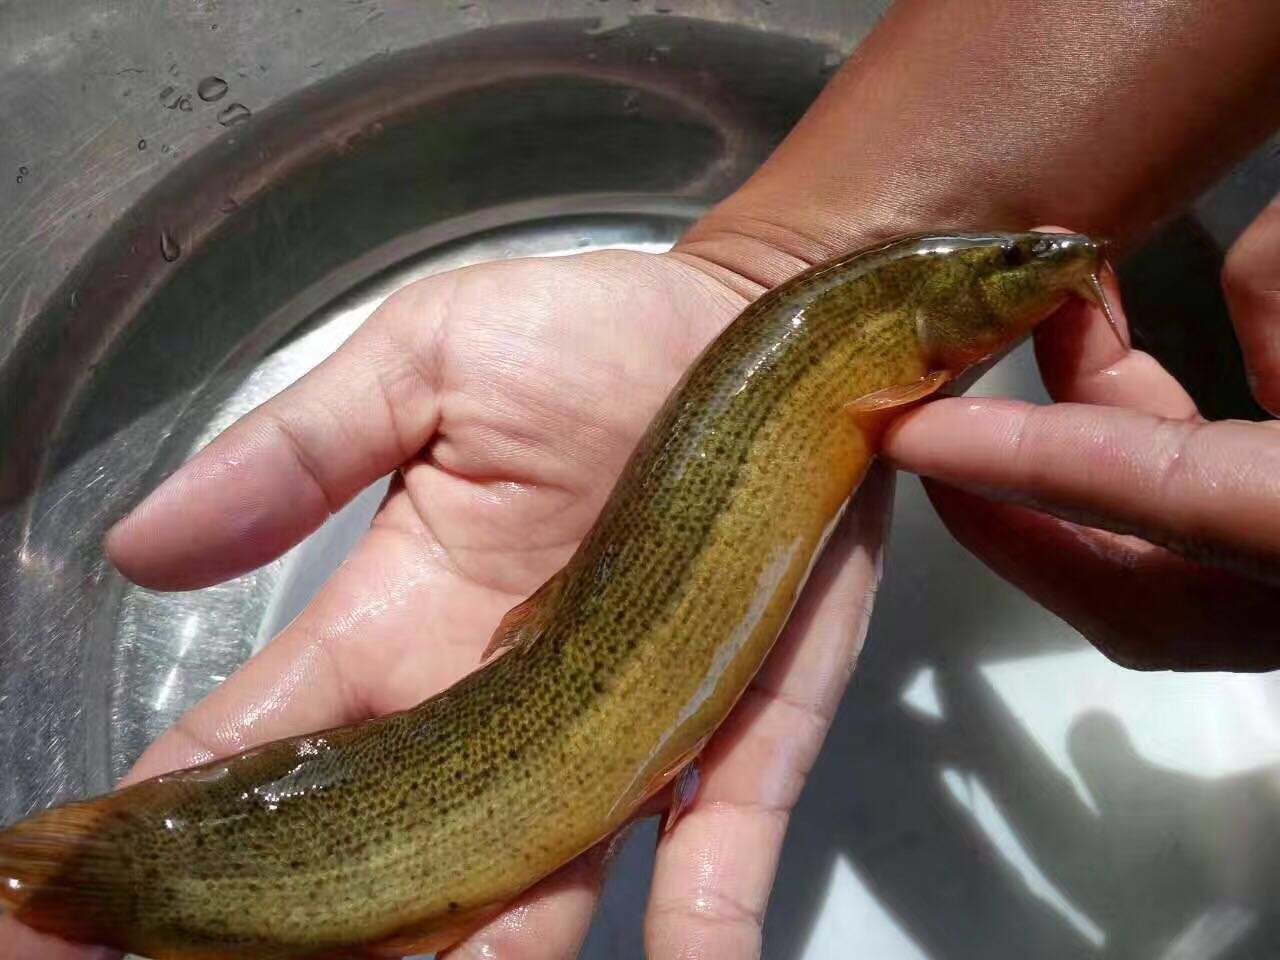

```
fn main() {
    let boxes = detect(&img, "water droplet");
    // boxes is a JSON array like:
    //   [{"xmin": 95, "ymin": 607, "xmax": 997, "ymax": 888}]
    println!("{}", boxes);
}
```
[
  {"xmin": 70, "ymin": 290, "xmax": 79, "ymax": 308},
  {"xmin": 219, "ymin": 196, "xmax": 240, "ymax": 213},
  {"xmin": 161, "ymin": 144, "xmax": 171, "ymax": 153},
  {"xmin": 18, "ymin": 166, "xmax": 28, "ymax": 175},
  {"xmin": 197, "ymin": 76, "xmax": 228, "ymax": 102},
  {"xmin": 15, "ymin": 175, "xmax": 23, "ymax": 184},
  {"xmin": 217, "ymin": 102, "xmax": 251, "ymax": 126},
  {"xmin": 160, "ymin": 230, "xmax": 181, "ymax": 262},
  {"xmin": 137, "ymin": 138, "xmax": 147, "ymax": 150},
  {"xmin": 159, "ymin": 84, "xmax": 175, "ymax": 101},
  {"xmin": 178, "ymin": 95, "xmax": 193, "ymax": 112}
]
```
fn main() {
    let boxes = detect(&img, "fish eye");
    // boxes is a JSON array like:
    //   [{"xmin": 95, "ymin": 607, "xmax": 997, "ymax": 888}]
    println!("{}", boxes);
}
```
[
  {"xmin": 1000, "ymin": 242, "xmax": 1027, "ymax": 267},
  {"xmin": 1031, "ymin": 236, "xmax": 1057, "ymax": 258}
]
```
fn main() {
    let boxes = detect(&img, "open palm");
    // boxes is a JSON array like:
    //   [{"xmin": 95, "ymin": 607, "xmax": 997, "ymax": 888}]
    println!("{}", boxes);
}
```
[{"xmin": 5, "ymin": 248, "xmax": 889, "ymax": 960}]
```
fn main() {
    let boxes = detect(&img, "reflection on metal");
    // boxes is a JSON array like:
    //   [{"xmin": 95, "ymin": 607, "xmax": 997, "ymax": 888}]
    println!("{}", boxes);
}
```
[
  {"xmin": 1160, "ymin": 904, "xmax": 1257, "ymax": 960},
  {"xmin": 940, "ymin": 766, "xmax": 1106, "ymax": 947},
  {"xmin": 901, "ymin": 665, "xmax": 943, "ymax": 721}
]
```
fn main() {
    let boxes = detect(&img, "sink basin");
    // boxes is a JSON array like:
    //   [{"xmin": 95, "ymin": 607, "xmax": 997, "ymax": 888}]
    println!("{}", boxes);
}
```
[{"xmin": 2, "ymin": 4, "xmax": 1279, "ymax": 958}]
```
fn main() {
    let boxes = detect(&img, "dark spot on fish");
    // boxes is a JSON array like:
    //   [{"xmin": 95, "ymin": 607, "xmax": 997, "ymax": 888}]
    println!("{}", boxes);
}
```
[{"xmin": 449, "ymin": 901, "xmax": 459, "ymax": 912}]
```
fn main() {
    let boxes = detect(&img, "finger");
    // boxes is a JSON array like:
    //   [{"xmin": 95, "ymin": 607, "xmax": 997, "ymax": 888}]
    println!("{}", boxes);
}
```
[
  {"xmin": 1032, "ymin": 265, "xmax": 1200, "ymax": 419},
  {"xmin": 104, "ymin": 277, "xmax": 449, "ymax": 591},
  {"xmin": 883, "ymin": 398, "xmax": 1280, "ymax": 579},
  {"xmin": 1223, "ymin": 191, "xmax": 1280, "ymax": 415},
  {"xmin": 921, "ymin": 481, "xmax": 1280, "ymax": 671},
  {"xmin": 442, "ymin": 842, "xmax": 608, "ymax": 960},
  {"xmin": 644, "ymin": 466, "xmax": 892, "ymax": 959}
]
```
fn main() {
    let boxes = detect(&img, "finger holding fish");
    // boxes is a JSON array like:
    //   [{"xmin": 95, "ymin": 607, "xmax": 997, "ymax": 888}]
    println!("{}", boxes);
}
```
[
  {"xmin": 885, "ymin": 224, "xmax": 1280, "ymax": 669},
  {"xmin": 884, "ymin": 239, "xmax": 1280, "ymax": 583}
]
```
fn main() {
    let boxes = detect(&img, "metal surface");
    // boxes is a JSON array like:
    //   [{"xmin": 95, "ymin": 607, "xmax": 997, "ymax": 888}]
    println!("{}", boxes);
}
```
[{"xmin": 1, "ymin": 2, "xmax": 1279, "ymax": 958}]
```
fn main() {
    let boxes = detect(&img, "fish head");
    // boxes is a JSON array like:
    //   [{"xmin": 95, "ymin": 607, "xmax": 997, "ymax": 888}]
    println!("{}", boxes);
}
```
[{"xmin": 914, "ymin": 231, "xmax": 1107, "ymax": 370}]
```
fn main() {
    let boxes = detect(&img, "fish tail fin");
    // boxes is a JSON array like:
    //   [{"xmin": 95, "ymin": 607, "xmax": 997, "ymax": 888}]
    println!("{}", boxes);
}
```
[{"xmin": 0, "ymin": 799, "xmax": 132, "ymax": 943}]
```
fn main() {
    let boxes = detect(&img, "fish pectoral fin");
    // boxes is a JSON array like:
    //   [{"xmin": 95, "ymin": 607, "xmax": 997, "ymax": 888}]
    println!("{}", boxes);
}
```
[
  {"xmin": 663, "ymin": 759, "xmax": 702, "ymax": 835},
  {"xmin": 611, "ymin": 737, "xmax": 710, "ymax": 825},
  {"xmin": 480, "ymin": 573, "xmax": 565, "ymax": 662},
  {"xmin": 844, "ymin": 369, "xmax": 953, "ymax": 416}
]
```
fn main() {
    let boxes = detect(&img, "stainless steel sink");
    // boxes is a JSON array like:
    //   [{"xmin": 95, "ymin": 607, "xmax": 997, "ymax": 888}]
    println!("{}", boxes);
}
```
[{"xmin": 3, "ymin": 3, "xmax": 1279, "ymax": 958}]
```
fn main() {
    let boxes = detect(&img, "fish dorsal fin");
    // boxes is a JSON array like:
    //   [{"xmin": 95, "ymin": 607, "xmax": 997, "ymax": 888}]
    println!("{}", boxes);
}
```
[{"xmin": 480, "ymin": 573, "xmax": 565, "ymax": 663}]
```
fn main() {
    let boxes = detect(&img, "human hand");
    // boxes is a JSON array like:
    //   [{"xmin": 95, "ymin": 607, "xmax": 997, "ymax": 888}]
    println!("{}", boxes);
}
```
[
  {"xmin": 1, "ymin": 246, "xmax": 890, "ymax": 960},
  {"xmin": 883, "ymin": 196, "xmax": 1280, "ymax": 671}
]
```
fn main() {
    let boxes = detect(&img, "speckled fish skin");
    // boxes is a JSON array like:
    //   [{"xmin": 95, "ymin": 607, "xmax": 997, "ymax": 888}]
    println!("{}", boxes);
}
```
[{"xmin": 0, "ymin": 231, "xmax": 1103, "ymax": 959}]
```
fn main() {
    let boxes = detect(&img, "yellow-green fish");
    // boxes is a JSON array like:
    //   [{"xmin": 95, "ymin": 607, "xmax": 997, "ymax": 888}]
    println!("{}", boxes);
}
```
[{"xmin": 0, "ymin": 231, "xmax": 1107, "ymax": 959}]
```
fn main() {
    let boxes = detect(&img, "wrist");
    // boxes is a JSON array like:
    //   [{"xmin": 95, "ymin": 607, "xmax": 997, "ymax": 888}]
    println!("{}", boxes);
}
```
[{"xmin": 672, "ymin": 184, "xmax": 967, "ymax": 295}]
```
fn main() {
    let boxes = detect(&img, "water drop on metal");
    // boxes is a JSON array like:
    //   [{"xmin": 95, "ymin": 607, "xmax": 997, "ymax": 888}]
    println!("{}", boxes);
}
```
[
  {"xmin": 160, "ymin": 230, "xmax": 181, "ymax": 262},
  {"xmin": 138, "ymin": 139, "xmax": 147, "ymax": 151},
  {"xmin": 159, "ymin": 85, "xmax": 175, "ymax": 101},
  {"xmin": 217, "ymin": 103, "xmax": 251, "ymax": 126},
  {"xmin": 197, "ymin": 76, "xmax": 229, "ymax": 102},
  {"xmin": 178, "ymin": 95, "xmax": 193, "ymax": 112},
  {"xmin": 19, "ymin": 166, "xmax": 28, "ymax": 175}
]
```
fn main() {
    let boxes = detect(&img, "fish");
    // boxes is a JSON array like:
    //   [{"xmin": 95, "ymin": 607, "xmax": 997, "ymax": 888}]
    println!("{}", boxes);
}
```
[{"xmin": 0, "ymin": 230, "xmax": 1107, "ymax": 959}]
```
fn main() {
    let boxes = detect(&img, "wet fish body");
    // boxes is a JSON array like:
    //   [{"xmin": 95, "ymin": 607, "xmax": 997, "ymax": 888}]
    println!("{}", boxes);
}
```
[{"xmin": 0, "ymin": 231, "xmax": 1104, "ymax": 958}]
